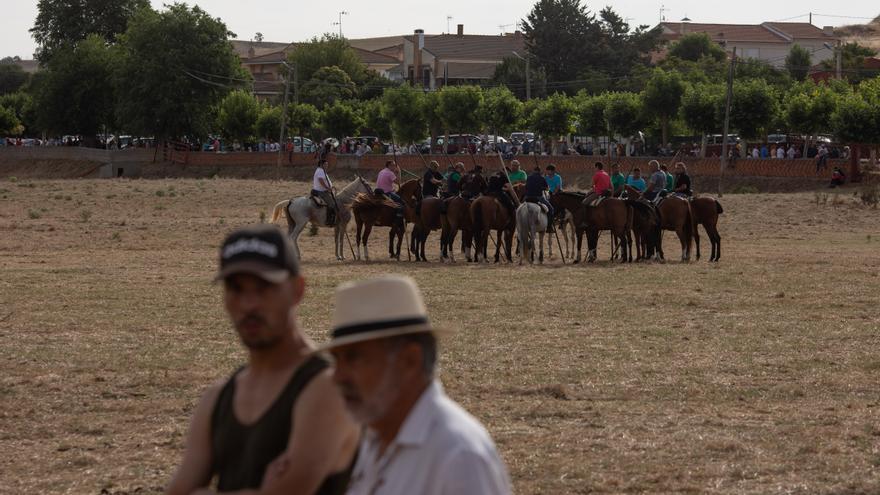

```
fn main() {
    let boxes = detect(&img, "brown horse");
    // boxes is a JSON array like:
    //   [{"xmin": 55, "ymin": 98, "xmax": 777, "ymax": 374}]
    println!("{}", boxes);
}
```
[
  {"xmin": 410, "ymin": 196, "xmax": 443, "ymax": 262},
  {"xmin": 628, "ymin": 199, "xmax": 662, "ymax": 261},
  {"xmin": 690, "ymin": 196, "xmax": 724, "ymax": 262},
  {"xmin": 470, "ymin": 194, "xmax": 516, "ymax": 263},
  {"xmin": 352, "ymin": 180, "xmax": 420, "ymax": 261},
  {"xmin": 440, "ymin": 195, "xmax": 475, "ymax": 262},
  {"xmin": 624, "ymin": 186, "xmax": 693, "ymax": 262},
  {"xmin": 549, "ymin": 191, "xmax": 632, "ymax": 263}
]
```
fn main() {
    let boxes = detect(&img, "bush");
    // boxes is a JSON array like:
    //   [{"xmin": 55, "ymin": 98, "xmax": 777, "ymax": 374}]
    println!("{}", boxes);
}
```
[{"xmin": 859, "ymin": 183, "xmax": 879, "ymax": 208}]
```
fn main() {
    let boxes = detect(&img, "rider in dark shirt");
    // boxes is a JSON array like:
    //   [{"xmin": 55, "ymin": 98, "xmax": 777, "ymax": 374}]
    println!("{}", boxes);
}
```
[
  {"xmin": 461, "ymin": 165, "xmax": 487, "ymax": 199},
  {"xmin": 524, "ymin": 167, "xmax": 554, "ymax": 228},
  {"xmin": 673, "ymin": 162, "xmax": 693, "ymax": 197},
  {"xmin": 422, "ymin": 161, "xmax": 444, "ymax": 197}
]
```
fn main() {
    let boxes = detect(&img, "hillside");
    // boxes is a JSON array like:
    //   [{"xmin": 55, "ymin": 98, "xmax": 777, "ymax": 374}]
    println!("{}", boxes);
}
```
[{"xmin": 836, "ymin": 15, "xmax": 880, "ymax": 51}]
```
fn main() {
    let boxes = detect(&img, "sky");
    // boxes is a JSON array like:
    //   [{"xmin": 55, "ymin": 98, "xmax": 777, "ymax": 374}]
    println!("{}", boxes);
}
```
[{"xmin": 2, "ymin": 0, "xmax": 877, "ymax": 59}]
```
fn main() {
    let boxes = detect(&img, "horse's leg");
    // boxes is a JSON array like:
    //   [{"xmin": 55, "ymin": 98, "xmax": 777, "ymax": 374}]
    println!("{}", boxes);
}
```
[
  {"xmin": 573, "ymin": 228, "xmax": 583, "ymax": 264},
  {"xmin": 676, "ymin": 224, "xmax": 688, "ymax": 262},
  {"xmin": 504, "ymin": 229, "xmax": 513, "ymax": 263},
  {"xmin": 289, "ymin": 218, "xmax": 308, "ymax": 261},
  {"xmin": 538, "ymin": 231, "xmax": 545, "ymax": 264},
  {"xmin": 706, "ymin": 222, "xmax": 721, "ymax": 262},
  {"xmin": 693, "ymin": 218, "xmax": 702, "ymax": 261},
  {"xmin": 362, "ymin": 223, "xmax": 372, "ymax": 261},
  {"xmin": 355, "ymin": 220, "xmax": 362, "ymax": 261},
  {"xmin": 493, "ymin": 229, "xmax": 501, "ymax": 263},
  {"xmin": 396, "ymin": 226, "xmax": 404, "ymax": 260}
]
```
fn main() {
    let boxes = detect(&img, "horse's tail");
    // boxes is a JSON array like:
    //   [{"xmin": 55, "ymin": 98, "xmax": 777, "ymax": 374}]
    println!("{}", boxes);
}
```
[
  {"xmin": 684, "ymin": 201, "xmax": 694, "ymax": 254},
  {"xmin": 714, "ymin": 199, "xmax": 724, "ymax": 215},
  {"xmin": 270, "ymin": 200, "xmax": 290, "ymax": 223}
]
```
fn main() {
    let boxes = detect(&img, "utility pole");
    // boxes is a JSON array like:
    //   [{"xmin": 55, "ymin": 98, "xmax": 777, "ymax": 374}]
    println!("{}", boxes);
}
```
[
  {"xmin": 836, "ymin": 40, "xmax": 842, "ymax": 79},
  {"xmin": 512, "ymin": 51, "xmax": 531, "ymax": 100},
  {"xmin": 277, "ymin": 62, "xmax": 292, "ymax": 169},
  {"xmin": 333, "ymin": 11, "xmax": 348, "ymax": 39},
  {"xmin": 719, "ymin": 46, "xmax": 736, "ymax": 198}
]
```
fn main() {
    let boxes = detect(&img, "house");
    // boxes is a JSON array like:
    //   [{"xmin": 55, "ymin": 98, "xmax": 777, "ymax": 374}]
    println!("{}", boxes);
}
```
[
  {"xmin": 402, "ymin": 25, "xmax": 525, "ymax": 89},
  {"xmin": 658, "ymin": 21, "xmax": 839, "ymax": 67}
]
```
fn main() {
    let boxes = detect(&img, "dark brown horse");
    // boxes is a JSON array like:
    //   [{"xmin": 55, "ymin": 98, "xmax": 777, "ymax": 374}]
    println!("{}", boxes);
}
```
[
  {"xmin": 624, "ymin": 186, "xmax": 694, "ymax": 262},
  {"xmin": 470, "ymin": 194, "xmax": 516, "ymax": 263},
  {"xmin": 352, "ymin": 180, "xmax": 420, "ymax": 261},
  {"xmin": 549, "ymin": 191, "xmax": 632, "ymax": 263},
  {"xmin": 690, "ymin": 196, "xmax": 723, "ymax": 261},
  {"xmin": 410, "ymin": 196, "xmax": 443, "ymax": 262},
  {"xmin": 628, "ymin": 199, "xmax": 662, "ymax": 261},
  {"xmin": 440, "ymin": 195, "xmax": 475, "ymax": 262}
]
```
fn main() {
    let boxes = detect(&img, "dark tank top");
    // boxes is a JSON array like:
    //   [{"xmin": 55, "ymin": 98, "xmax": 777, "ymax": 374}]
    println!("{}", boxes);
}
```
[{"xmin": 210, "ymin": 355, "xmax": 352, "ymax": 493}]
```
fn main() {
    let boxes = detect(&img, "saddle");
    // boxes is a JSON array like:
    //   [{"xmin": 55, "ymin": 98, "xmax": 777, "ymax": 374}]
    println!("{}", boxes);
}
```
[
  {"xmin": 310, "ymin": 195, "xmax": 328, "ymax": 208},
  {"xmin": 524, "ymin": 197, "xmax": 549, "ymax": 213}
]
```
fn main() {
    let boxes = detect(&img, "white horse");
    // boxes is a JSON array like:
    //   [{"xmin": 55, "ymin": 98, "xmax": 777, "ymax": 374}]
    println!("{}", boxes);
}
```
[
  {"xmin": 270, "ymin": 177, "xmax": 371, "ymax": 260},
  {"xmin": 544, "ymin": 210, "xmax": 575, "ymax": 261},
  {"xmin": 516, "ymin": 201, "xmax": 549, "ymax": 265}
]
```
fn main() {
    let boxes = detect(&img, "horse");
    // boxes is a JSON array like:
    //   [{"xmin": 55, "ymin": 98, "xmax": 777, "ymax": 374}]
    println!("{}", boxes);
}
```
[
  {"xmin": 628, "ymin": 199, "xmax": 662, "ymax": 261},
  {"xmin": 549, "ymin": 191, "xmax": 632, "ymax": 263},
  {"xmin": 553, "ymin": 210, "xmax": 577, "ymax": 260},
  {"xmin": 410, "ymin": 196, "xmax": 443, "ymax": 262},
  {"xmin": 439, "ymin": 195, "xmax": 475, "ymax": 262},
  {"xmin": 690, "ymin": 196, "xmax": 724, "ymax": 262},
  {"xmin": 516, "ymin": 201, "xmax": 549, "ymax": 264},
  {"xmin": 470, "ymin": 194, "xmax": 516, "ymax": 263},
  {"xmin": 270, "ymin": 176, "xmax": 371, "ymax": 260},
  {"xmin": 351, "ymin": 180, "xmax": 421, "ymax": 261},
  {"xmin": 624, "ymin": 186, "xmax": 694, "ymax": 262}
]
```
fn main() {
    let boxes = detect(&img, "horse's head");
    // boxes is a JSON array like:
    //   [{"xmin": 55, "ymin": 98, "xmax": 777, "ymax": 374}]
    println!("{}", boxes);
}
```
[{"xmin": 355, "ymin": 174, "xmax": 373, "ymax": 195}]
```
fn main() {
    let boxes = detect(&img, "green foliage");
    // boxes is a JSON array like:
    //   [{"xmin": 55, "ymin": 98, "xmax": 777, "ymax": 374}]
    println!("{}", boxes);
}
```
[
  {"xmin": 421, "ymin": 91, "xmax": 444, "ymax": 138},
  {"xmin": 320, "ymin": 100, "xmax": 362, "ymax": 139},
  {"xmin": 658, "ymin": 55, "xmax": 726, "ymax": 86},
  {"xmin": 287, "ymin": 35, "xmax": 367, "ymax": 86},
  {"xmin": 668, "ymin": 33, "xmax": 726, "ymax": 62},
  {"xmin": 478, "ymin": 87, "xmax": 523, "ymax": 138},
  {"xmin": 729, "ymin": 79, "xmax": 778, "ymax": 140},
  {"xmin": 115, "ymin": 4, "xmax": 245, "ymax": 140},
  {"xmin": 574, "ymin": 91, "xmax": 606, "ymax": 136},
  {"xmin": 358, "ymin": 71, "xmax": 400, "ymax": 101},
  {"xmin": 735, "ymin": 58, "xmax": 792, "ymax": 91},
  {"xmin": 31, "ymin": 0, "xmax": 149, "ymax": 62},
  {"xmin": 783, "ymin": 81, "xmax": 836, "ymax": 137},
  {"xmin": 0, "ymin": 105, "xmax": 20, "ymax": 135},
  {"xmin": 0, "ymin": 92, "xmax": 37, "ymax": 135},
  {"xmin": 820, "ymin": 42, "xmax": 878, "ymax": 83},
  {"xmin": 362, "ymin": 98, "xmax": 392, "ymax": 141},
  {"xmin": 604, "ymin": 92, "xmax": 642, "ymax": 138},
  {"xmin": 681, "ymin": 83, "xmax": 721, "ymax": 135},
  {"xmin": 489, "ymin": 56, "xmax": 547, "ymax": 100},
  {"xmin": 438, "ymin": 86, "xmax": 483, "ymax": 133},
  {"xmin": 288, "ymin": 103, "xmax": 320, "ymax": 140},
  {"xmin": 300, "ymin": 66, "xmax": 357, "ymax": 109},
  {"xmin": 32, "ymin": 34, "xmax": 115, "ymax": 138},
  {"xmin": 217, "ymin": 90, "xmax": 259, "ymax": 143},
  {"xmin": 381, "ymin": 85, "xmax": 426, "ymax": 144},
  {"xmin": 642, "ymin": 68, "xmax": 686, "ymax": 144},
  {"xmin": 255, "ymin": 105, "xmax": 283, "ymax": 140},
  {"xmin": 529, "ymin": 93, "xmax": 574, "ymax": 141},
  {"xmin": 0, "ymin": 63, "xmax": 29, "ymax": 95},
  {"xmin": 832, "ymin": 81, "xmax": 880, "ymax": 143},
  {"xmin": 785, "ymin": 44, "xmax": 812, "ymax": 81}
]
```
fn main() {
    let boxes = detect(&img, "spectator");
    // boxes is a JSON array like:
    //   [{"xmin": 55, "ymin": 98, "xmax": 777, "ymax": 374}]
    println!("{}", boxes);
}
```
[
  {"xmin": 751, "ymin": 146, "xmax": 760, "ymax": 159},
  {"xmin": 816, "ymin": 144, "xmax": 829, "ymax": 171},
  {"xmin": 776, "ymin": 146, "xmax": 785, "ymax": 159},
  {"xmin": 760, "ymin": 144, "xmax": 769, "ymax": 159},
  {"xmin": 830, "ymin": 166, "xmax": 845, "ymax": 187},
  {"xmin": 786, "ymin": 144, "xmax": 796, "ymax": 160}
]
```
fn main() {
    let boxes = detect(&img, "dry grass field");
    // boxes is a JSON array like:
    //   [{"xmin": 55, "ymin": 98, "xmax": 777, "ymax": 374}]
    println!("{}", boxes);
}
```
[{"xmin": 1, "ymin": 176, "xmax": 879, "ymax": 494}]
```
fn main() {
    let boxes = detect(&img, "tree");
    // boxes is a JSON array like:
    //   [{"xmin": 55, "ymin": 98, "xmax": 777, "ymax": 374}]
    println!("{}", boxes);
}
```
[
  {"xmin": 381, "ymin": 86, "xmax": 426, "ymax": 145},
  {"xmin": 0, "ymin": 105, "xmax": 21, "ymax": 135},
  {"xmin": 32, "ymin": 34, "xmax": 115, "ymax": 143},
  {"xmin": 784, "ymin": 81, "xmax": 837, "ymax": 154},
  {"xmin": 31, "ymin": 0, "xmax": 149, "ymax": 63},
  {"xmin": 595, "ymin": 7, "xmax": 662, "ymax": 80},
  {"xmin": 0, "ymin": 92, "xmax": 37, "ymax": 135},
  {"xmin": 735, "ymin": 58, "xmax": 792, "ymax": 92},
  {"xmin": 362, "ymin": 98, "xmax": 393, "ymax": 141},
  {"xmin": 288, "ymin": 103, "xmax": 320, "ymax": 143},
  {"xmin": 574, "ymin": 92, "xmax": 607, "ymax": 148},
  {"xmin": 680, "ymin": 83, "xmax": 722, "ymax": 157},
  {"xmin": 729, "ymin": 79, "xmax": 778, "ymax": 141},
  {"xmin": 438, "ymin": 86, "xmax": 484, "ymax": 135},
  {"xmin": 642, "ymin": 68, "xmax": 686, "ymax": 146},
  {"xmin": 287, "ymin": 35, "xmax": 367, "ymax": 86},
  {"xmin": 603, "ymin": 92, "xmax": 642, "ymax": 156},
  {"xmin": 831, "ymin": 92, "xmax": 877, "ymax": 144},
  {"xmin": 820, "ymin": 42, "xmax": 878, "ymax": 83},
  {"xmin": 421, "ymin": 91, "xmax": 444, "ymax": 151},
  {"xmin": 255, "ymin": 105, "xmax": 283, "ymax": 140},
  {"xmin": 478, "ymin": 87, "xmax": 523, "ymax": 143},
  {"xmin": 320, "ymin": 100, "xmax": 362, "ymax": 139},
  {"xmin": 115, "ymin": 4, "xmax": 245, "ymax": 142},
  {"xmin": 217, "ymin": 90, "xmax": 259, "ymax": 144},
  {"xmin": 521, "ymin": 0, "xmax": 603, "ymax": 83},
  {"xmin": 489, "ymin": 56, "xmax": 547, "ymax": 100},
  {"xmin": 300, "ymin": 66, "xmax": 357, "ymax": 109},
  {"xmin": 668, "ymin": 33, "xmax": 727, "ymax": 62},
  {"xmin": 785, "ymin": 44, "xmax": 812, "ymax": 81},
  {"xmin": 529, "ymin": 93, "xmax": 574, "ymax": 154},
  {"xmin": 0, "ymin": 63, "xmax": 29, "ymax": 95},
  {"xmin": 358, "ymin": 71, "xmax": 400, "ymax": 101}
]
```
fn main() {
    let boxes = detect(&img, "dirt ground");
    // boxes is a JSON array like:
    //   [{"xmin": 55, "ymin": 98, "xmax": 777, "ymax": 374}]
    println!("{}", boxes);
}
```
[{"xmin": 1, "ymin": 176, "xmax": 879, "ymax": 494}]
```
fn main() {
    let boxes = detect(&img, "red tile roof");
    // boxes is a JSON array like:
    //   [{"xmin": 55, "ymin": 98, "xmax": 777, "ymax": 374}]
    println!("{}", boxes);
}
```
[{"xmin": 660, "ymin": 22, "xmax": 837, "ymax": 44}]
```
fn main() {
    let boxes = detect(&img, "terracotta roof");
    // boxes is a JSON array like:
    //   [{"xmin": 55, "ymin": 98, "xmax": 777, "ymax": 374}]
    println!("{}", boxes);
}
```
[
  {"xmin": 348, "ymin": 36, "xmax": 406, "ymax": 53},
  {"xmin": 660, "ymin": 22, "xmax": 837, "ymax": 44},
  {"xmin": 352, "ymin": 47, "xmax": 400, "ymax": 65},
  {"xmin": 416, "ymin": 33, "xmax": 525, "ymax": 61},
  {"xmin": 440, "ymin": 62, "xmax": 501, "ymax": 79},
  {"xmin": 231, "ymin": 40, "xmax": 292, "ymax": 59}
]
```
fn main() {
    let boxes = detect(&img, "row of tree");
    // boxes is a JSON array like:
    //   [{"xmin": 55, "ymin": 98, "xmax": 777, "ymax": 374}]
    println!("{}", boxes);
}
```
[{"xmin": 212, "ymin": 71, "xmax": 880, "ymax": 155}]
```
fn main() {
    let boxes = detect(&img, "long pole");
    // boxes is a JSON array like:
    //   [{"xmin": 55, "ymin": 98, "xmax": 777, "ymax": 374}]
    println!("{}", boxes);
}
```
[
  {"xmin": 530, "ymin": 153, "xmax": 566, "ymax": 264},
  {"xmin": 390, "ymin": 136, "xmax": 412, "ymax": 261},
  {"xmin": 277, "ymin": 63, "xmax": 292, "ymax": 169},
  {"xmin": 719, "ymin": 46, "xmax": 736, "ymax": 198}
]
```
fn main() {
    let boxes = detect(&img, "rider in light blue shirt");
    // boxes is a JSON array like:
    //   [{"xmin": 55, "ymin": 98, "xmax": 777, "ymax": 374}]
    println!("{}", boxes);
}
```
[{"xmin": 545, "ymin": 164, "xmax": 563, "ymax": 193}]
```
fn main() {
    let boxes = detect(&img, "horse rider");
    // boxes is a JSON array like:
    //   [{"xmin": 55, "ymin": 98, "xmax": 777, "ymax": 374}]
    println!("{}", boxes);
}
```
[
  {"xmin": 626, "ymin": 167, "xmax": 646, "ymax": 193},
  {"xmin": 545, "ymin": 164, "xmax": 563, "ymax": 193},
  {"xmin": 661, "ymin": 163, "xmax": 675, "ymax": 193},
  {"xmin": 610, "ymin": 163, "xmax": 626, "ymax": 197},
  {"xmin": 311, "ymin": 159, "xmax": 337, "ymax": 225},
  {"xmin": 583, "ymin": 162, "xmax": 612, "ymax": 206},
  {"xmin": 644, "ymin": 160, "xmax": 668, "ymax": 202},
  {"xmin": 524, "ymin": 166, "xmax": 555, "ymax": 230},
  {"xmin": 422, "ymin": 160, "xmax": 444, "ymax": 198},
  {"xmin": 673, "ymin": 162, "xmax": 693, "ymax": 197},
  {"xmin": 443, "ymin": 162, "xmax": 465, "ymax": 199},
  {"xmin": 507, "ymin": 160, "xmax": 527, "ymax": 185},
  {"xmin": 487, "ymin": 172, "xmax": 517, "ymax": 221},
  {"xmin": 376, "ymin": 160, "xmax": 404, "ymax": 218},
  {"xmin": 461, "ymin": 165, "xmax": 487, "ymax": 200}
]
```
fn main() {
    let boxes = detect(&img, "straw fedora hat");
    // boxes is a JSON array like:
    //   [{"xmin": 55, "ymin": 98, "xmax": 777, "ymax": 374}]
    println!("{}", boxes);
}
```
[{"xmin": 317, "ymin": 275, "xmax": 444, "ymax": 351}]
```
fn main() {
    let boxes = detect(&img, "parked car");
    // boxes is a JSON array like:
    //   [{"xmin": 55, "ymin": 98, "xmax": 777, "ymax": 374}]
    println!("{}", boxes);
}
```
[
  {"xmin": 509, "ymin": 132, "xmax": 535, "ymax": 143},
  {"xmin": 434, "ymin": 134, "xmax": 481, "ymax": 154},
  {"xmin": 290, "ymin": 136, "xmax": 316, "ymax": 152}
]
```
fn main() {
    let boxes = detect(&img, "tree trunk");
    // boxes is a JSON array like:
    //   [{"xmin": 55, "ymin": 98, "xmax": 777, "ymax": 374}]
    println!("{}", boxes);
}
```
[
  {"xmin": 700, "ymin": 133, "xmax": 708, "ymax": 158},
  {"xmin": 661, "ymin": 116, "xmax": 669, "ymax": 150},
  {"xmin": 871, "ymin": 147, "xmax": 878, "ymax": 168}
]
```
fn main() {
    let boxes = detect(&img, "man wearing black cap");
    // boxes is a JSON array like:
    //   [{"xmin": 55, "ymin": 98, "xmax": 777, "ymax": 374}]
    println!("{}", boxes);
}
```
[{"xmin": 166, "ymin": 225, "xmax": 359, "ymax": 495}]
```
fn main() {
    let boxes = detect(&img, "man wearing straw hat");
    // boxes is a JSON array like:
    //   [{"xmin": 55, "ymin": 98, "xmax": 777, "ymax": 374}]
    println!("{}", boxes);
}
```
[
  {"xmin": 166, "ymin": 225, "xmax": 359, "ymax": 495},
  {"xmin": 321, "ymin": 275, "xmax": 511, "ymax": 495}
]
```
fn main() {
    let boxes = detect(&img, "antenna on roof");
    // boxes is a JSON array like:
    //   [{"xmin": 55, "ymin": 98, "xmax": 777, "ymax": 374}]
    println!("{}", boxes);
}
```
[
  {"xmin": 660, "ymin": 4, "xmax": 670, "ymax": 22},
  {"xmin": 447, "ymin": 15, "xmax": 453, "ymax": 34},
  {"xmin": 499, "ymin": 23, "xmax": 514, "ymax": 34}
]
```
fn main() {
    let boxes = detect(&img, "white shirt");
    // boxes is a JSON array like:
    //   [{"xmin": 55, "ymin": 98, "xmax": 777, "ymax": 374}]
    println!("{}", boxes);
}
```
[
  {"xmin": 313, "ymin": 167, "xmax": 330, "ymax": 191},
  {"xmin": 776, "ymin": 147, "xmax": 785, "ymax": 159},
  {"xmin": 346, "ymin": 381, "xmax": 511, "ymax": 495}
]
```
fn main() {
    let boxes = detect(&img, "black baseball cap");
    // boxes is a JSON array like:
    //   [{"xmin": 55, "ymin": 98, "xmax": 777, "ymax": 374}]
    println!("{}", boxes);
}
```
[{"xmin": 215, "ymin": 225, "xmax": 300, "ymax": 283}]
